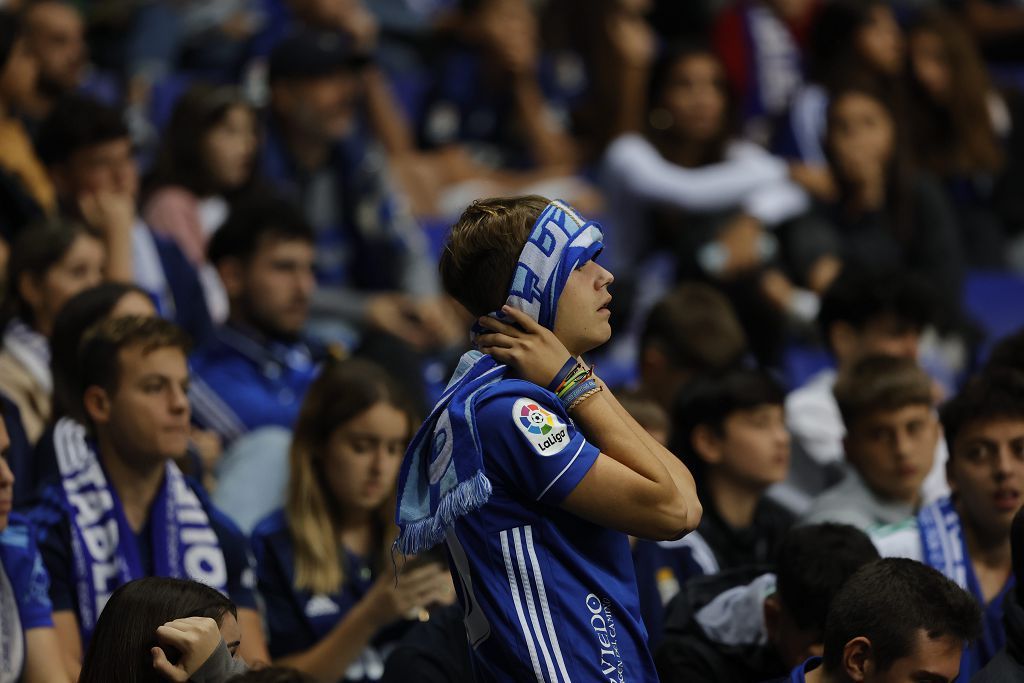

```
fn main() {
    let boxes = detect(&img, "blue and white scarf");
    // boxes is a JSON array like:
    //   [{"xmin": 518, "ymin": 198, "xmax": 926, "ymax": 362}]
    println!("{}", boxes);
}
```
[
  {"xmin": 53, "ymin": 418, "xmax": 228, "ymax": 643},
  {"xmin": 395, "ymin": 200, "xmax": 604, "ymax": 554},
  {"xmin": 917, "ymin": 497, "xmax": 969, "ymax": 590}
]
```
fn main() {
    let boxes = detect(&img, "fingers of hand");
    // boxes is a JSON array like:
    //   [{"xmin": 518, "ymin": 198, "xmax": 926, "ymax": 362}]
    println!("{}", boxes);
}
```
[
  {"xmin": 499, "ymin": 306, "xmax": 539, "ymax": 331},
  {"xmin": 476, "ymin": 315, "xmax": 519, "ymax": 336},
  {"xmin": 151, "ymin": 647, "xmax": 187, "ymax": 680},
  {"xmin": 475, "ymin": 332, "xmax": 516, "ymax": 350}
]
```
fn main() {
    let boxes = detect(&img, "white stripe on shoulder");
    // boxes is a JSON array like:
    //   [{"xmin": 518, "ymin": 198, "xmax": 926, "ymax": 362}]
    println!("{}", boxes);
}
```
[
  {"xmin": 524, "ymin": 526, "xmax": 572, "ymax": 682},
  {"xmin": 536, "ymin": 441, "xmax": 587, "ymax": 502},
  {"xmin": 500, "ymin": 529, "xmax": 546, "ymax": 682}
]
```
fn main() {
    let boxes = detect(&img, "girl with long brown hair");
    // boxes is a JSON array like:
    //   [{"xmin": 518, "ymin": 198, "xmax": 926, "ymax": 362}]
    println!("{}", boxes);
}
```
[{"xmin": 251, "ymin": 359, "xmax": 453, "ymax": 682}]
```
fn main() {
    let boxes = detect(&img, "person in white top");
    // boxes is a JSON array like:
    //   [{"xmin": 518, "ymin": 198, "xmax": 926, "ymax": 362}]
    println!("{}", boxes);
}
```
[{"xmin": 774, "ymin": 268, "xmax": 949, "ymax": 514}]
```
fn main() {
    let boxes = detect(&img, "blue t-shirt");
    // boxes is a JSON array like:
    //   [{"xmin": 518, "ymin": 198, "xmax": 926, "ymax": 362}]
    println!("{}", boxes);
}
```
[
  {"xmin": 0, "ymin": 513, "xmax": 53, "ymax": 630},
  {"xmin": 786, "ymin": 656, "xmax": 823, "ymax": 682},
  {"xmin": 446, "ymin": 380, "xmax": 658, "ymax": 682},
  {"xmin": 189, "ymin": 324, "xmax": 321, "ymax": 445},
  {"xmin": 251, "ymin": 510, "xmax": 409, "ymax": 681},
  {"xmin": 29, "ymin": 478, "xmax": 257, "ymax": 628}
]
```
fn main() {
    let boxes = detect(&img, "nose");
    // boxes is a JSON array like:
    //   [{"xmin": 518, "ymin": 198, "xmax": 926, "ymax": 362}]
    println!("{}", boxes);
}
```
[
  {"xmin": 993, "ymin": 445, "xmax": 1016, "ymax": 481},
  {"xmin": 595, "ymin": 263, "xmax": 614, "ymax": 289},
  {"xmin": 169, "ymin": 384, "xmax": 189, "ymax": 415},
  {"xmin": 0, "ymin": 458, "xmax": 14, "ymax": 488}
]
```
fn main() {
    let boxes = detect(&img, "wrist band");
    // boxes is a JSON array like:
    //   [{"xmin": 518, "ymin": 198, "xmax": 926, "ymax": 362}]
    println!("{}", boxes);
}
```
[
  {"xmin": 560, "ymin": 378, "xmax": 598, "ymax": 409},
  {"xmin": 568, "ymin": 385, "xmax": 602, "ymax": 412},
  {"xmin": 556, "ymin": 365, "xmax": 593, "ymax": 401},
  {"xmin": 547, "ymin": 357, "xmax": 580, "ymax": 393}
]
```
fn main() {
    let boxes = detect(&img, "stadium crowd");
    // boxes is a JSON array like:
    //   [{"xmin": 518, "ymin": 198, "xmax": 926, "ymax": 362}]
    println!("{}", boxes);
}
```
[{"xmin": 3, "ymin": 0, "xmax": 1024, "ymax": 681}]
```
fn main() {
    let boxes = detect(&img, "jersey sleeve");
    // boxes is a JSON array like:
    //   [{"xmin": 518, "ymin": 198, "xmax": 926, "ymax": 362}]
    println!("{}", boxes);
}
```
[
  {"xmin": 0, "ymin": 519, "xmax": 54, "ymax": 630},
  {"xmin": 475, "ymin": 389, "xmax": 599, "ymax": 505},
  {"xmin": 26, "ymin": 487, "xmax": 76, "ymax": 615}
]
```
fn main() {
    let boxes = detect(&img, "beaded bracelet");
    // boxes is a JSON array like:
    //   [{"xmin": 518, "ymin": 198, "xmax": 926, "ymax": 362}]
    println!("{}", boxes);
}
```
[
  {"xmin": 556, "ymin": 366, "xmax": 594, "ymax": 403},
  {"xmin": 567, "ymin": 385, "xmax": 603, "ymax": 412}
]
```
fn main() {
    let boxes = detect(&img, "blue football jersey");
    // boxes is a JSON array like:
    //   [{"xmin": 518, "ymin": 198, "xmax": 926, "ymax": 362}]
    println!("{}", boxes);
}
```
[{"xmin": 445, "ymin": 380, "xmax": 658, "ymax": 682}]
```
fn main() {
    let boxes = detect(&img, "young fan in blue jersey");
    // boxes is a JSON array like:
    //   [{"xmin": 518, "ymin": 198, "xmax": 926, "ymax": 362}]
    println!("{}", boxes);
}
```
[
  {"xmin": 782, "ymin": 558, "xmax": 979, "ymax": 683},
  {"xmin": 0, "ymin": 413, "xmax": 70, "ymax": 683},
  {"xmin": 28, "ymin": 317, "xmax": 267, "ymax": 678},
  {"xmin": 395, "ymin": 196, "xmax": 702, "ymax": 683},
  {"xmin": 251, "ymin": 359, "xmax": 454, "ymax": 682},
  {"xmin": 872, "ymin": 369, "xmax": 1024, "ymax": 680}
]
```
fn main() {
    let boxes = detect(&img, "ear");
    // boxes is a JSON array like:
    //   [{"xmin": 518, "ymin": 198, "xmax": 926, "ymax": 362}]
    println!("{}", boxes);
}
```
[
  {"xmin": 691, "ymin": 424, "xmax": 723, "ymax": 465},
  {"xmin": 216, "ymin": 257, "xmax": 245, "ymax": 300},
  {"xmin": 830, "ymin": 321, "xmax": 858, "ymax": 364},
  {"xmin": 841, "ymin": 636, "xmax": 872, "ymax": 682},
  {"xmin": 83, "ymin": 385, "xmax": 112, "ymax": 426},
  {"xmin": 763, "ymin": 594, "xmax": 781, "ymax": 644}
]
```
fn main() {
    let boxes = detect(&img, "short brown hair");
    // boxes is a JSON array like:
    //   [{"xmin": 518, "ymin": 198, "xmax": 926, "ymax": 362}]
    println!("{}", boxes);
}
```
[
  {"xmin": 439, "ymin": 195, "xmax": 548, "ymax": 317},
  {"xmin": 79, "ymin": 316, "xmax": 191, "ymax": 397},
  {"xmin": 640, "ymin": 283, "xmax": 747, "ymax": 374},
  {"xmin": 834, "ymin": 355, "xmax": 933, "ymax": 430}
]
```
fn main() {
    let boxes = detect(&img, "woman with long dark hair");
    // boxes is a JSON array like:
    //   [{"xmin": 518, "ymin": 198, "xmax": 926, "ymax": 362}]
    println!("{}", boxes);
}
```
[
  {"xmin": 251, "ymin": 359, "xmax": 454, "ymax": 682},
  {"xmin": 142, "ymin": 85, "xmax": 259, "ymax": 322},
  {"xmin": 906, "ymin": 8, "xmax": 1024, "ymax": 267},
  {"xmin": 0, "ymin": 219, "xmax": 104, "ymax": 443},
  {"xmin": 78, "ymin": 577, "xmax": 245, "ymax": 683},
  {"xmin": 786, "ymin": 79, "xmax": 964, "ymax": 324}
]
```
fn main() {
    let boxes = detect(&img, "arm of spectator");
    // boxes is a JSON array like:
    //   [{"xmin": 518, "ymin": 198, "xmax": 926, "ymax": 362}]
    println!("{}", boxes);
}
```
[
  {"xmin": 276, "ymin": 564, "xmax": 453, "ymax": 683},
  {"xmin": 603, "ymin": 134, "xmax": 790, "ymax": 213},
  {"xmin": 605, "ymin": 8, "xmax": 657, "ymax": 137},
  {"xmin": 362, "ymin": 66, "xmax": 418, "ymax": 158},
  {"xmin": 743, "ymin": 179, "xmax": 810, "ymax": 227},
  {"xmin": 477, "ymin": 308, "xmax": 701, "ymax": 540},
  {"xmin": 23, "ymin": 627, "xmax": 73, "ymax": 683},
  {"xmin": 52, "ymin": 610, "xmax": 82, "ymax": 681},
  {"xmin": 964, "ymin": 0, "xmax": 1024, "ymax": 39},
  {"xmin": 143, "ymin": 189, "xmax": 205, "ymax": 267},
  {"xmin": 77, "ymin": 191, "xmax": 136, "ymax": 283}
]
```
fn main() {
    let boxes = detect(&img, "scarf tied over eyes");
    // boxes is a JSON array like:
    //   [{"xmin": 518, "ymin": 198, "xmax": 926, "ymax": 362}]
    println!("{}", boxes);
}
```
[{"xmin": 395, "ymin": 200, "xmax": 604, "ymax": 554}]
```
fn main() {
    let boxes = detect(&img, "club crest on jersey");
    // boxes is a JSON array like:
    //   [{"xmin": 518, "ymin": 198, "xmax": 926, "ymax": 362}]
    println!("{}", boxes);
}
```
[{"xmin": 513, "ymin": 398, "xmax": 570, "ymax": 455}]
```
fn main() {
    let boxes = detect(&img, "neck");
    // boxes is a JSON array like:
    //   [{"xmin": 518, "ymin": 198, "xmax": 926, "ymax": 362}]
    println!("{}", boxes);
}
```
[
  {"xmin": 849, "ymin": 176, "xmax": 886, "ymax": 212},
  {"xmin": 282, "ymin": 123, "xmax": 331, "ymax": 172},
  {"xmin": 958, "ymin": 502, "xmax": 1012, "ymax": 569},
  {"xmin": 336, "ymin": 508, "xmax": 374, "ymax": 555},
  {"xmin": 706, "ymin": 470, "xmax": 761, "ymax": 529},
  {"xmin": 97, "ymin": 433, "xmax": 166, "ymax": 533},
  {"xmin": 804, "ymin": 663, "xmax": 838, "ymax": 683}
]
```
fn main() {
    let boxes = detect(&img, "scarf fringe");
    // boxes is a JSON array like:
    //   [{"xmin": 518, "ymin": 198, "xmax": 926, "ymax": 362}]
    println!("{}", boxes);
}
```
[{"xmin": 396, "ymin": 471, "xmax": 492, "ymax": 555}]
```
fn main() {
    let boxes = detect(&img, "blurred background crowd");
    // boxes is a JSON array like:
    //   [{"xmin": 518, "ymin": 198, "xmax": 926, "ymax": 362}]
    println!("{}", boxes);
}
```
[{"xmin": 5, "ymin": 0, "xmax": 1024, "ymax": 681}]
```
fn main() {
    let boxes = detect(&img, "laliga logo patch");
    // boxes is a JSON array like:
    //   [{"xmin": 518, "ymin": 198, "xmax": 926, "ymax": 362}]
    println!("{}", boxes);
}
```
[{"xmin": 513, "ymin": 398, "xmax": 570, "ymax": 455}]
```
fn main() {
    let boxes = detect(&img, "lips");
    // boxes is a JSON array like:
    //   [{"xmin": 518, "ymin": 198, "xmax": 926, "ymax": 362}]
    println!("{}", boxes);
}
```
[
  {"xmin": 993, "ymin": 488, "xmax": 1021, "ymax": 513},
  {"xmin": 598, "ymin": 297, "xmax": 612, "ymax": 312}
]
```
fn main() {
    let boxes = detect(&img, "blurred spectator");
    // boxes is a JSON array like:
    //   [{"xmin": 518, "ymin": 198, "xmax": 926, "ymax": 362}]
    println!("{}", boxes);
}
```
[
  {"xmin": 906, "ymin": 9, "xmax": 1024, "ymax": 269},
  {"xmin": 601, "ymin": 43, "xmax": 810, "ymax": 363},
  {"xmin": 639, "ymin": 365, "xmax": 794, "ymax": 634},
  {"xmin": 713, "ymin": 0, "xmax": 818, "ymax": 144},
  {"xmin": 0, "ymin": 409, "xmax": 71, "ymax": 683},
  {"xmin": 28, "ymin": 317, "xmax": 267, "ymax": 677},
  {"xmin": 0, "ymin": 219, "xmax": 103, "ymax": 443},
  {"xmin": 800, "ymin": 355, "xmax": 938, "ymax": 530},
  {"xmin": 78, "ymin": 577, "xmax": 247, "ymax": 683},
  {"xmin": 873, "ymin": 369, "xmax": 1024, "ymax": 679},
  {"xmin": 668, "ymin": 368, "xmax": 794, "ymax": 577},
  {"xmin": 378, "ymin": 603, "xmax": 472, "ymax": 683},
  {"xmin": 774, "ymin": 0, "xmax": 904, "ymax": 165},
  {"xmin": 143, "ymin": 85, "xmax": 260, "ymax": 323},
  {"xmin": 654, "ymin": 523, "xmax": 879, "ymax": 683},
  {"xmin": 25, "ymin": 282, "xmax": 159, "ymax": 501},
  {"xmin": 782, "ymin": 558, "xmax": 980, "ymax": 682},
  {"xmin": 638, "ymin": 282, "xmax": 748, "ymax": 413},
  {"xmin": 417, "ymin": 0, "xmax": 580, "ymax": 173},
  {"xmin": 36, "ymin": 94, "xmax": 213, "ymax": 343},
  {"xmin": 784, "ymin": 80, "xmax": 964, "ymax": 324},
  {"xmin": 777, "ymin": 269, "xmax": 946, "ymax": 514},
  {"xmin": 189, "ymin": 196, "xmax": 320, "ymax": 447},
  {"xmin": 20, "ymin": 0, "xmax": 87, "ymax": 120},
  {"xmin": 263, "ymin": 29, "xmax": 460, "ymax": 352},
  {"xmin": 974, "ymin": 506, "xmax": 1024, "ymax": 681},
  {"xmin": 251, "ymin": 359, "xmax": 454, "ymax": 680},
  {"xmin": 952, "ymin": 0, "xmax": 1024, "ymax": 63},
  {"xmin": 0, "ymin": 10, "xmax": 53, "ymax": 244}
]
